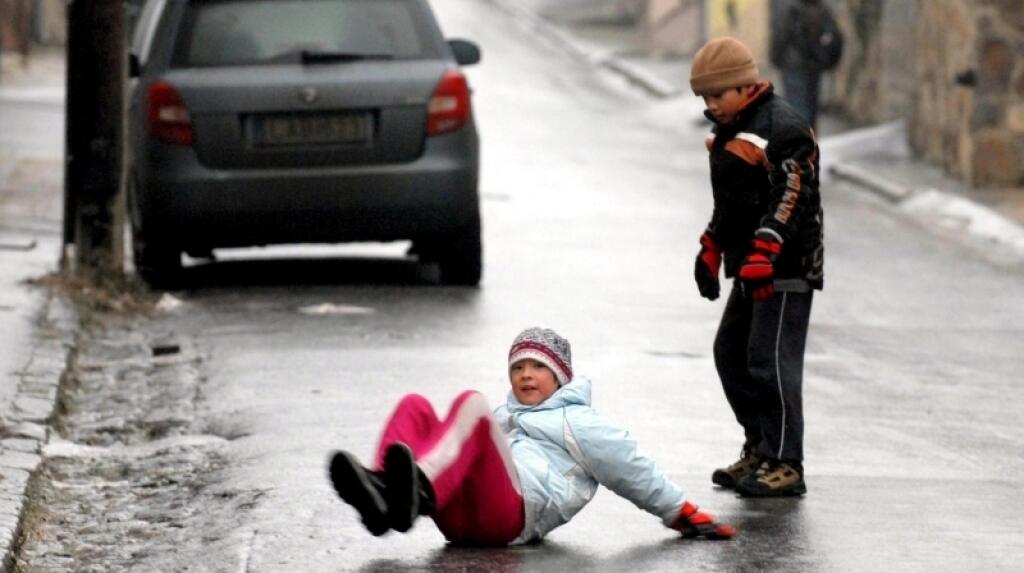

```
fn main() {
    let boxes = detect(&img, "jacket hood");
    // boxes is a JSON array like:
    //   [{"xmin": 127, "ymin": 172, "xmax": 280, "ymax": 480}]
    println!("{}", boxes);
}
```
[{"xmin": 505, "ymin": 378, "xmax": 591, "ymax": 412}]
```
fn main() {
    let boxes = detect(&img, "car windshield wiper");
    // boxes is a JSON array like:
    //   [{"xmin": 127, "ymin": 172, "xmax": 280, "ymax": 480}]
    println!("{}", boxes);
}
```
[{"xmin": 300, "ymin": 50, "xmax": 394, "ymax": 64}]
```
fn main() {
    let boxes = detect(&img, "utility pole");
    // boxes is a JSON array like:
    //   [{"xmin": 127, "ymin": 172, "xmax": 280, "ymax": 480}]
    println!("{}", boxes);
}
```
[{"xmin": 62, "ymin": 0, "xmax": 125, "ymax": 274}]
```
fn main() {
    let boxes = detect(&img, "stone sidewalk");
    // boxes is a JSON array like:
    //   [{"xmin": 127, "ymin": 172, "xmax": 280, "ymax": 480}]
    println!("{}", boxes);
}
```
[
  {"xmin": 0, "ymin": 44, "xmax": 72, "ymax": 570},
  {"xmin": 494, "ymin": 0, "xmax": 1024, "ymax": 263}
]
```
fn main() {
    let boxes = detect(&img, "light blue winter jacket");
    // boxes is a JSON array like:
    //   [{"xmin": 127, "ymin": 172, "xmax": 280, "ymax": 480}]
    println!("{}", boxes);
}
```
[{"xmin": 493, "ymin": 377, "xmax": 686, "ymax": 544}]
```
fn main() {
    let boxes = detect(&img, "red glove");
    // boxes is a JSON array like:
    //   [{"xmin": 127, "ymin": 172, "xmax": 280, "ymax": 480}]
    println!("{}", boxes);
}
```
[
  {"xmin": 694, "ymin": 231, "xmax": 722, "ymax": 300},
  {"xmin": 670, "ymin": 501, "xmax": 736, "ymax": 540},
  {"xmin": 738, "ymin": 233, "xmax": 782, "ymax": 301}
]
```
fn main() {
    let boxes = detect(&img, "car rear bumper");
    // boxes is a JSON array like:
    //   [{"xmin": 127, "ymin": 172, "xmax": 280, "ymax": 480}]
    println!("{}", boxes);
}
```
[{"xmin": 132, "ymin": 130, "xmax": 479, "ymax": 250}]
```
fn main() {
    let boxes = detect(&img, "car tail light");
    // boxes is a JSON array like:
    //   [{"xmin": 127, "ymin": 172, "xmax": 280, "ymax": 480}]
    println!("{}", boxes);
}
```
[
  {"xmin": 147, "ymin": 81, "xmax": 194, "ymax": 145},
  {"xmin": 427, "ymin": 70, "xmax": 471, "ymax": 136}
]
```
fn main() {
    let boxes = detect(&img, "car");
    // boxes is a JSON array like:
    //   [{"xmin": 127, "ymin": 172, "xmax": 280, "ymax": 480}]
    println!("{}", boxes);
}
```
[{"xmin": 126, "ymin": 0, "xmax": 482, "ymax": 286}]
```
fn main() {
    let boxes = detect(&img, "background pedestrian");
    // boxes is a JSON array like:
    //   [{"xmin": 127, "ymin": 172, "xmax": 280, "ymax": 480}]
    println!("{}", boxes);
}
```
[{"xmin": 770, "ymin": 0, "xmax": 844, "ymax": 129}]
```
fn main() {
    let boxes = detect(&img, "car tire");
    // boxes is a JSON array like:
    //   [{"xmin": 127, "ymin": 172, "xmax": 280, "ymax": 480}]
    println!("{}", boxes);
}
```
[
  {"xmin": 420, "ymin": 214, "xmax": 482, "ymax": 287},
  {"xmin": 127, "ymin": 174, "xmax": 182, "ymax": 289},
  {"xmin": 132, "ymin": 226, "xmax": 182, "ymax": 289}
]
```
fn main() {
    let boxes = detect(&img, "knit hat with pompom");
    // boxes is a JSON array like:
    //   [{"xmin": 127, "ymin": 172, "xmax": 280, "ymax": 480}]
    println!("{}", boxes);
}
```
[{"xmin": 508, "ymin": 327, "xmax": 573, "ymax": 386}]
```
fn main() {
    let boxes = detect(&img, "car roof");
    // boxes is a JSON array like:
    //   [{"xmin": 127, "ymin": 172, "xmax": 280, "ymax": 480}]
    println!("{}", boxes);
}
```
[{"xmin": 132, "ymin": 0, "xmax": 453, "ymax": 73}]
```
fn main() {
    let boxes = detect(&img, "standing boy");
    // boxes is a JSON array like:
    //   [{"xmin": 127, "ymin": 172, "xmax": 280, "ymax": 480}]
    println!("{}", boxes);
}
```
[{"xmin": 689, "ymin": 37, "xmax": 823, "ymax": 497}]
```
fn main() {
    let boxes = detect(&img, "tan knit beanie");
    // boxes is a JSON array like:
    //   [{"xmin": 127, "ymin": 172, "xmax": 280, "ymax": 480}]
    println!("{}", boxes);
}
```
[{"xmin": 690, "ymin": 37, "xmax": 760, "ymax": 96}]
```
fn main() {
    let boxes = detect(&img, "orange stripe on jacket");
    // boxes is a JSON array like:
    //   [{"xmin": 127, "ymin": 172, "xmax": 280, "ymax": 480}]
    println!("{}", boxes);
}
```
[{"xmin": 725, "ymin": 138, "xmax": 769, "ymax": 168}]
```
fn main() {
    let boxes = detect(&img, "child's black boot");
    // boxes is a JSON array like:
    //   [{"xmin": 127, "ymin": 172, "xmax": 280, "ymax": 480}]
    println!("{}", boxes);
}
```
[
  {"xmin": 711, "ymin": 444, "xmax": 760, "ymax": 489},
  {"xmin": 735, "ymin": 459, "xmax": 807, "ymax": 497},
  {"xmin": 382, "ymin": 442, "xmax": 435, "ymax": 532},
  {"xmin": 328, "ymin": 450, "xmax": 389, "ymax": 536}
]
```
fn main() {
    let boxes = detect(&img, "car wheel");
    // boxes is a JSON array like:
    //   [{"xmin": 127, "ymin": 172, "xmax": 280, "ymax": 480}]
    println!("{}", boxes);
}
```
[
  {"xmin": 127, "ymin": 174, "xmax": 182, "ymax": 288},
  {"xmin": 439, "ymin": 214, "xmax": 483, "ymax": 286},
  {"xmin": 132, "ymin": 225, "xmax": 182, "ymax": 289}
]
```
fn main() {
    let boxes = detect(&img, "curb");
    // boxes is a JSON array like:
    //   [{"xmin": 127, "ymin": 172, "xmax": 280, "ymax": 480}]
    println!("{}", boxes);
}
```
[
  {"xmin": 827, "ymin": 162, "xmax": 913, "ymax": 203},
  {"xmin": 822, "ymin": 123, "xmax": 1024, "ymax": 262},
  {"xmin": 600, "ymin": 56, "xmax": 682, "ymax": 99},
  {"xmin": 0, "ymin": 287, "xmax": 75, "ymax": 571},
  {"xmin": 487, "ymin": 0, "xmax": 678, "ymax": 100},
  {"xmin": 899, "ymin": 189, "xmax": 1024, "ymax": 262},
  {"xmin": 819, "ymin": 121, "xmax": 911, "ymax": 204},
  {"xmin": 486, "ymin": 0, "xmax": 591, "ymax": 61}
]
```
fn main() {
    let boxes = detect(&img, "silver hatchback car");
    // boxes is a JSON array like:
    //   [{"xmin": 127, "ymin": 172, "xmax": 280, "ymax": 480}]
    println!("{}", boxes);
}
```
[{"xmin": 127, "ymin": 0, "xmax": 482, "ymax": 286}]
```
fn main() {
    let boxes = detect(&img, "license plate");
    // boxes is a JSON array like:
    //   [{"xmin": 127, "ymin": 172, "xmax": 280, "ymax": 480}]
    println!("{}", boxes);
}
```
[{"xmin": 251, "ymin": 112, "xmax": 371, "ymax": 146}]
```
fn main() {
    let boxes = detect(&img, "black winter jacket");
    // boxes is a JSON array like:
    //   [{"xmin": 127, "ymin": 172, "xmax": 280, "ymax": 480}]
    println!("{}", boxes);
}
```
[{"xmin": 704, "ymin": 82, "xmax": 824, "ymax": 290}]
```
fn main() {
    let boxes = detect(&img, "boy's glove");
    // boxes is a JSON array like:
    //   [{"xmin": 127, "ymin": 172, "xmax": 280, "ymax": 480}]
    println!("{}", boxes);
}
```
[
  {"xmin": 738, "ymin": 232, "xmax": 782, "ymax": 301},
  {"xmin": 670, "ymin": 501, "xmax": 736, "ymax": 540},
  {"xmin": 694, "ymin": 231, "xmax": 722, "ymax": 300}
]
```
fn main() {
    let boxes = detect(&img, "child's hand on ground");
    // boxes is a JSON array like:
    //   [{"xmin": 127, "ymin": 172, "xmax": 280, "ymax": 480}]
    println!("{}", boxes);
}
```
[{"xmin": 670, "ymin": 501, "xmax": 736, "ymax": 540}]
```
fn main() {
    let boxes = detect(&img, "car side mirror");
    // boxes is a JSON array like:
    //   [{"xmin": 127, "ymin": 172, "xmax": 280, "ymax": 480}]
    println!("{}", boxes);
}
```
[
  {"xmin": 129, "ymin": 53, "xmax": 142, "ymax": 78},
  {"xmin": 447, "ymin": 39, "xmax": 481, "ymax": 66}
]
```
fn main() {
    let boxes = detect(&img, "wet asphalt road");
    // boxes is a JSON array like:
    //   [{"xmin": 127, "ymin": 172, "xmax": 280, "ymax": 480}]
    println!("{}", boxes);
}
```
[{"xmin": 9, "ymin": 0, "xmax": 1024, "ymax": 571}]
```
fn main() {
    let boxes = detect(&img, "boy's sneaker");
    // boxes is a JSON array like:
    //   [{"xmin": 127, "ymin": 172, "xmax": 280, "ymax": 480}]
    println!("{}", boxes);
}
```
[
  {"xmin": 735, "ymin": 459, "xmax": 807, "ymax": 497},
  {"xmin": 328, "ymin": 450, "xmax": 389, "ymax": 536},
  {"xmin": 711, "ymin": 446, "xmax": 760, "ymax": 489},
  {"xmin": 383, "ymin": 442, "xmax": 420, "ymax": 533}
]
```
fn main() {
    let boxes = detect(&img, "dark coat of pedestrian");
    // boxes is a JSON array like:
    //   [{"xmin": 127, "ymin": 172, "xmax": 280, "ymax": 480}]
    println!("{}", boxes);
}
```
[{"xmin": 770, "ymin": 0, "xmax": 844, "ymax": 129}]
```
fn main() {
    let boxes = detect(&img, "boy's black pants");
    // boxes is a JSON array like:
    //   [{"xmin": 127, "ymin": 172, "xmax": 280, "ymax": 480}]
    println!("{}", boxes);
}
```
[{"xmin": 714, "ymin": 285, "xmax": 813, "ymax": 463}]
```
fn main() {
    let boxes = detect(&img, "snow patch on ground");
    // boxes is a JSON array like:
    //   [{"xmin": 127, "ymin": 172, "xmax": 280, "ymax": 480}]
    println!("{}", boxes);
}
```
[
  {"xmin": 901, "ymin": 189, "xmax": 1024, "ymax": 261},
  {"xmin": 43, "ymin": 434, "xmax": 228, "ymax": 460}
]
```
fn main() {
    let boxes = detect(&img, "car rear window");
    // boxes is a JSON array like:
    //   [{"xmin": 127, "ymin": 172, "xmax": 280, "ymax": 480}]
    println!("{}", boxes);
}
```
[{"xmin": 172, "ymin": 0, "xmax": 437, "ymax": 67}]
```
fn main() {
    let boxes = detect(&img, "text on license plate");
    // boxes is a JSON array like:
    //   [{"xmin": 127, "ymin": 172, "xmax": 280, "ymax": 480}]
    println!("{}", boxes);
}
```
[{"xmin": 252, "ymin": 113, "xmax": 372, "ymax": 146}]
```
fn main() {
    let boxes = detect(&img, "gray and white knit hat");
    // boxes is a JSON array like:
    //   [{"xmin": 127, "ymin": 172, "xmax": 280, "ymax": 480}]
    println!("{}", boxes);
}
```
[{"xmin": 508, "ymin": 327, "xmax": 573, "ymax": 386}]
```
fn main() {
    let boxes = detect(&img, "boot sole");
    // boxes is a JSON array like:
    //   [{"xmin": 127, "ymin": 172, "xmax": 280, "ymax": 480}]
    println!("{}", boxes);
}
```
[
  {"xmin": 736, "ymin": 481, "xmax": 807, "ymax": 498},
  {"xmin": 711, "ymin": 470, "xmax": 738, "ymax": 489},
  {"xmin": 383, "ymin": 443, "xmax": 420, "ymax": 533},
  {"xmin": 712, "ymin": 465, "xmax": 759, "ymax": 489},
  {"xmin": 328, "ymin": 451, "xmax": 389, "ymax": 536}
]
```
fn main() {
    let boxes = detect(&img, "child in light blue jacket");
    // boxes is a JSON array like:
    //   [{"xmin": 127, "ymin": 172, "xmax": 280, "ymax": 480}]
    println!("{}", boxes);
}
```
[{"xmin": 329, "ymin": 327, "xmax": 735, "ymax": 545}]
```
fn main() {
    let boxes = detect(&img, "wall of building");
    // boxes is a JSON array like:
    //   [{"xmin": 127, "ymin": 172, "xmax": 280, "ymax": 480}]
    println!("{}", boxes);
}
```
[
  {"xmin": 644, "ymin": 0, "xmax": 703, "ymax": 56},
  {"xmin": 831, "ymin": 0, "xmax": 915, "ymax": 124},
  {"xmin": 912, "ymin": 0, "xmax": 1024, "ymax": 187},
  {"xmin": 642, "ymin": 0, "xmax": 769, "ymax": 60},
  {"xmin": 1, "ymin": 0, "xmax": 66, "ymax": 50},
  {"xmin": 707, "ymin": 0, "xmax": 771, "ymax": 65},
  {"xmin": 37, "ymin": 0, "xmax": 66, "ymax": 45}
]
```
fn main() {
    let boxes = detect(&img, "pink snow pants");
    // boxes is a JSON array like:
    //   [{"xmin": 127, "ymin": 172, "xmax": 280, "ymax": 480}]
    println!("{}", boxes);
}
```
[{"xmin": 374, "ymin": 390, "xmax": 525, "ymax": 545}]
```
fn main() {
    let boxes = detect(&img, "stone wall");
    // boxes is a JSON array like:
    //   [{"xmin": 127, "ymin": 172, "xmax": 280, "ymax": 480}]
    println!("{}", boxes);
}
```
[
  {"xmin": 911, "ymin": 0, "xmax": 1024, "ymax": 187},
  {"xmin": 831, "ymin": 0, "xmax": 915, "ymax": 123}
]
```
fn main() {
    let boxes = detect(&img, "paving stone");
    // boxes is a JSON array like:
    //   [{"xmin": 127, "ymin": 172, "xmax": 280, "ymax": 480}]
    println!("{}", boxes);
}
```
[
  {"xmin": 12, "ymin": 396, "xmax": 54, "ymax": 423},
  {"xmin": 0, "ymin": 467, "xmax": 30, "ymax": 492},
  {"xmin": 1, "ymin": 438, "xmax": 39, "ymax": 454},
  {"xmin": 0, "ymin": 451, "xmax": 41, "ymax": 472},
  {"xmin": 0, "ymin": 512, "xmax": 20, "ymax": 530},
  {"xmin": 4, "ymin": 421, "xmax": 47, "ymax": 441}
]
